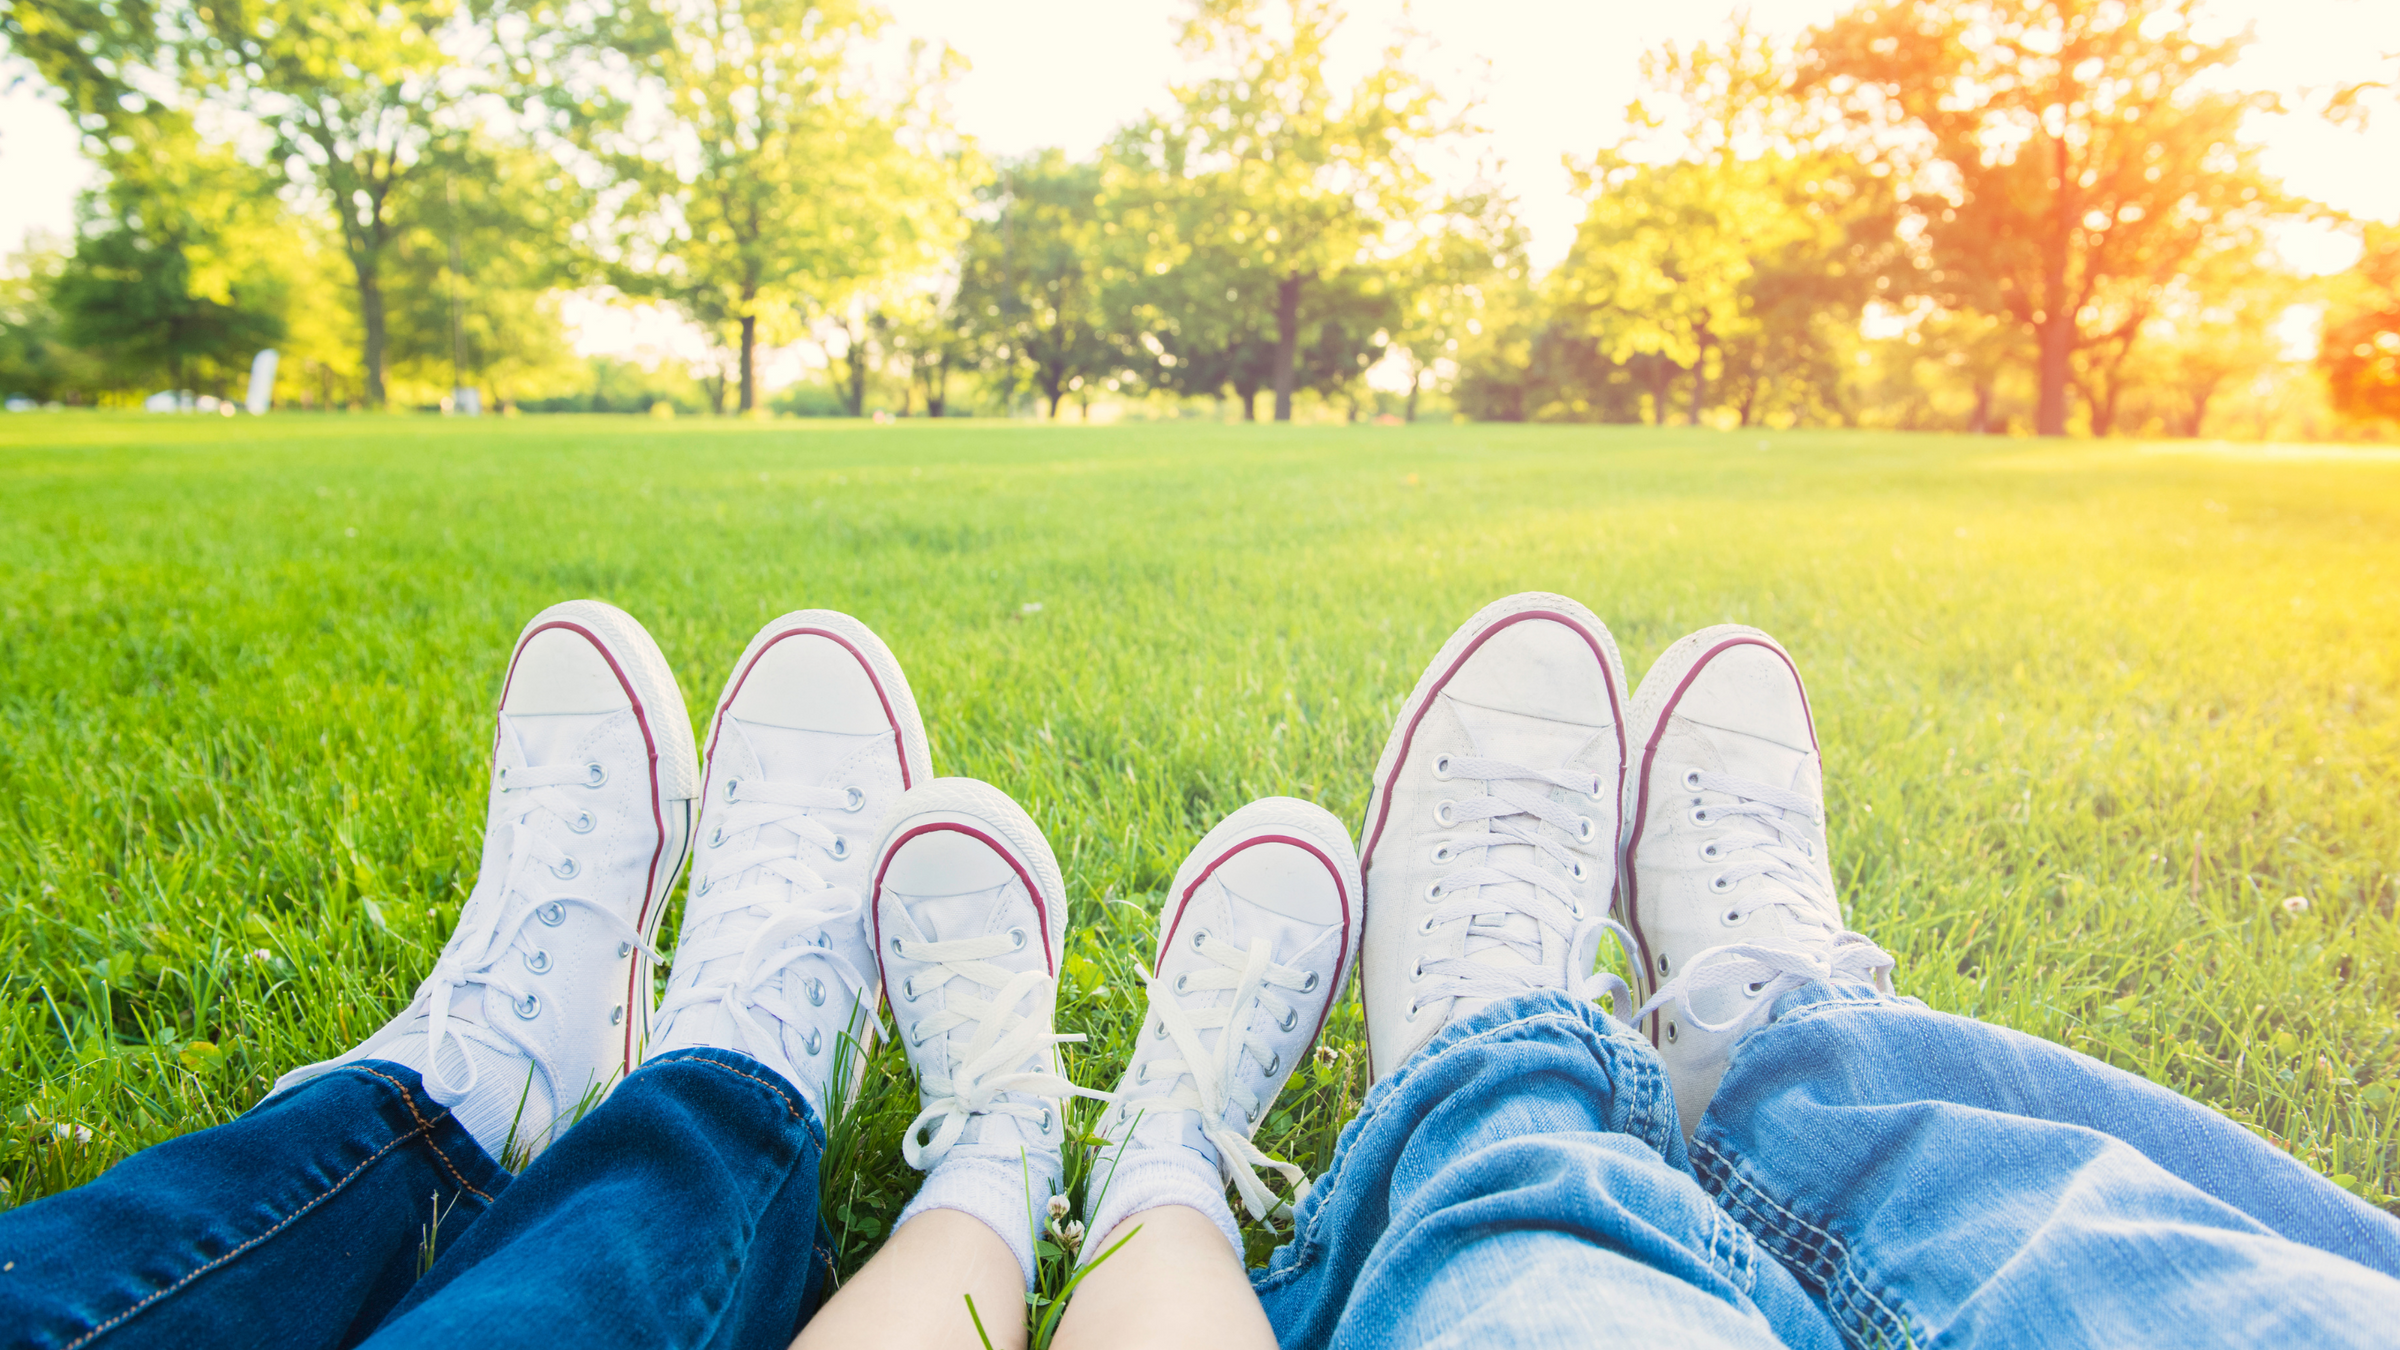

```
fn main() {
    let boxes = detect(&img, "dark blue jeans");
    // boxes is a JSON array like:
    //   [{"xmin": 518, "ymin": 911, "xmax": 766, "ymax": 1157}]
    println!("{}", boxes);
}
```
[{"xmin": 0, "ymin": 1049, "xmax": 832, "ymax": 1350}]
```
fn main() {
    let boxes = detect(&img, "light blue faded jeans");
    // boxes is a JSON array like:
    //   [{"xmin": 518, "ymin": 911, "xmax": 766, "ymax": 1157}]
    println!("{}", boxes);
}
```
[{"xmin": 1253, "ymin": 986, "xmax": 2400, "ymax": 1349}]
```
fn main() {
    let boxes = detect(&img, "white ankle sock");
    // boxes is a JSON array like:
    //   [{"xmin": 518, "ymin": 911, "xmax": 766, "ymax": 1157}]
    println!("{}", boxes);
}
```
[
  {"xmin": 1081, "ymin": 1144, "xmax": 1241, "ymax": 1264},
  {"xmin": 898, "ymin": 1152, "xmax": 1061, "ymax": 1289}
]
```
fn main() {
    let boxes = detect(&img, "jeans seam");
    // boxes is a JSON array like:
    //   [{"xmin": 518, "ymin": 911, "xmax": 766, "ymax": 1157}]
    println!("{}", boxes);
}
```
[
  {"xmin": 350, "ymin": 1064, "xmax": 498, "ymax": 1203},
  {"xmin": 61, "ymin": 1113, "xmax": 436, "ymax": 1350},
  {"xmin": 1695, "ymin": 1141, "xmax": 1919, "ymax": 1350}
]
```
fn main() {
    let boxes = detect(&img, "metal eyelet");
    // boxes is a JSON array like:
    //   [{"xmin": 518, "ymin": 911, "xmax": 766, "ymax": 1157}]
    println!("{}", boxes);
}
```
[
  {"xmin": 1039, "ymin": 1107, "xmax": 1055, "ymax": 1133},
  {"xmin": 1191, "ymin": 927, "xmax": 1207, "ymax": 951},
  {"xmin": 538, "ymin": 901, "xmax": 566, "ymax": 926},
  {"xmin": 1266, "ymin": 1050, "xmax": 1281, "ymax": 1076},
  {"xmin": 514, "ymin": 993, "xmax": 541, "ymax": 1020},
  {"xmin": 826, "ymin": 837, "xmax": 848, "ymax": 860},
  {"xmin": 497, "ymin": 766, "xmax": 511, "ymax": 787},
  {"xmin": 1299, "ymin": 970, "xmax": 1319, "ymax": 992},
  {"xmin": 1710, "ymin": 875, "xmax": 1734, "ymax": 894},
  {"xmin": 610, "ymin": 1004, "xmax": 625, "ymax": 1025},
  {"xmin": 807, "ymin": 977, "xmax": 826, "ymax": 1006},
  {"xmin": 722, "ymin": 778, "xmax": 740, "ymax": 802},
  {"xmin": 551, "ymin": 858, "xmax": 579, "ymax": 880},
  {"xmin": 1173, "ymin": 971, "xmax": 1192, "ymax": 995},
  {"xmin": 804, "ymin": 1029, "xmax": 823, "ymax": 1055},
  {"xmin": 1403, "ymin": 1003, "xmax": 1420, "ymax": 1023},
  {"xmin": 1433, "ymin": 799, "xmax": 1457, "ymax": 827},
  {"xmin": 585, "ymin": 763, "xmax": 608, "ymax": 787},
  {"xmin": 1279, "ymin": 1007, "xmax": 1298, "ymax": 1032},
  {"xmin": 890, "ymin": 936, "xmax": 905, "ymax": 955},
  {"xmin": 1425, "ymin": 881, "xmax": 1443, "ymax": 903},
  {"xmin": 1417, "ymin": 914, "xmax": 1437, "ymax": 935},
  {"xmin": 1657, "ymin": 953, "xmax": 1671, "ymax": 976},
  {"xmin": 696, "ymin": 878, "xmax": 714, "ymax": 897},
  {"xmin": 1431, "ymin": 843, "xmax": 1454, "ymax": 864},
  {"xmin": 901, "ymin": 977, "xmax": 917, "ymax": 1001},
  {"xmin": 1431, "ymin": 753, "xmax": 1453, "ymax": 780},
  {"xmin": 1700, "ymin": 841, "xmax": 1721, "ymax": 860},
  {"xmin": 1570, "ymin": 858, "xmax": 1587, "ymax": 881},
  {"xmin": 1682, "ymin": 768, "xmax": 1702, "ymax": 791},
  {"xmin": 1723, "ymin": 909, "xmax": 1744, "ymax": 925},
  {"xmin": 1008, "ymin": 928, "xmax": 1027, "ymax": 951},
  {"xmin": 844, "ymin": 786, "xmax": 866, "ymax": 811},
  {"xmin": 1575, "ymin": 816, "xmax": 1596, "ymax": 842},
  {"xmin": 1665, "ymin": 1020, "xmax": 1679, "ymax": 1043},
  {"xmin": 524, "ymin": 949, "xmax": 551, "ymax": 974},
  {"xmin": 618, "ymin": 941, "xmax": 632, "ymax": 957},
  {"xmin": 708, "ymin": 826, "xmax": 725, "ymax": 848},
  {"xmin": 1745, "ymin": 981, "xmax": 1766, "ymax": 997},
  {"xmin": 1410, "ymin": 957, "xmax": 1425, "ymax": 980},
  {"xmin": 1154, "ymin": 1019, "xmax": 1168, "ymax": 1039},
  {"xmin": 570, "ymin": 811, "xmax": 595, "ymax": 834},
  {"xmin": 1690, "ymin": 807, "xmax": 1712, "ymax": 826}
]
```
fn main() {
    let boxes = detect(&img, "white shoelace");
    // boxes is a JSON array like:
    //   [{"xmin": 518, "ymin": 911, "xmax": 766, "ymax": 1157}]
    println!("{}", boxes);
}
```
[
  {"xmin": 1123, "ymin": 932, "xmax": 1318, "ymax": 1222},
  {"xmin": 895, "ymin": 931, "xmax": 1108, "ymax": 1170},
  {"xmin": 1414, "ymin": 755, "xmax": 1610, "ymax": 1014},
  {"xmin": 419, "ymin": 758, "xmax": 661, "ymax": 1099},
  {"xmin": 658, "ymin": 776, "xmax": 883, "ymax": 1066},
  {"xmin": 1633, "ymin": 769, "xmax": 1893, "ymax": 1037}
]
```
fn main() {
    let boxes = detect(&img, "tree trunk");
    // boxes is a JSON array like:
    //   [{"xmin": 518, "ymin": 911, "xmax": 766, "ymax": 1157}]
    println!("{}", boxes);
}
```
[
  {"xmin": 739, "ymin": 315, "xmax": 758, "ymax": 413},
  {"xmin": 1242, "ymin": 387, "xmax": 1259, "ymax": 421},
  {"xmin": 1046, "ymin": 389, "xmax": 1064, "ymax": 419},
  {"xmin": 358, "ymin": 267, "xmax": 389, "ymax": 409},
  {"xmin": 1272, "ymin": 272, "xmax": 1303, "ymax": 422},
  {"xmin": 1646, "ymin": 357, "xmax": 1673, "ymax": 426},
  {"xmin": 1969, "ymin": 381, "xmax": 1995, "ymax": 434},
  {"xmin": 2035, "ymin": 128, "xmax": 2074, "ymax": 436},
  {"xmin": 1689, "ymin": 335, "xmax": 1709, "ymax": 426},
  {"xmin": 1405, "ymin": 365, "xmax": 1421, "ymax": 423}
]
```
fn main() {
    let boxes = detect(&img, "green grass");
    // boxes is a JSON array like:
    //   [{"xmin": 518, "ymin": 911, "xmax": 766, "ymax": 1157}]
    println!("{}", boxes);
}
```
[{"xmin": 3, "ymin": 414, "xmax": 2396, "ymax": 1299}]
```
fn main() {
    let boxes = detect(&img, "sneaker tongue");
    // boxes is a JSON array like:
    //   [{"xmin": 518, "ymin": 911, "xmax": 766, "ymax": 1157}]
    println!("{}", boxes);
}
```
[
  {"xmin": 1443, "ymin": 698, "xmax": 1587, "ymax": 962},
  {"xmin": 1681, "ymin": 716, "xmax": 1810, "ymax": 791},
  {"xmin": 505, "ymin": 711, "xmax": 619, "ymax": 766},
  {"xmin": 729, "ymin": 719, "xmax": 888, "ymax": 783}
]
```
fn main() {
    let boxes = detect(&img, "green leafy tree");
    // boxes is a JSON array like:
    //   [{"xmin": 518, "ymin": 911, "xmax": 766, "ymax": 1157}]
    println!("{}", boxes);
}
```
[
  {"xmin": 531, "ymin": 0, "xmax": 965, "ymax": 411},
  {"xmin": 1810, "ymin": 0, "xmax": 2290, "ymax": 435},
  {"xmin": 1168, "ymin": 0, "xmax": 1452, "ymax": 420},
  {"xmin": 0, "ymin": 238, "xmax": 100, "ymax": 402},
  {"xmin": 955, "ymin": 150, "xmax": 1121, "ymax": 418},
  {"xmin": 1388, "ymin": 188, "xmax": 1530, "ymax": 422}
]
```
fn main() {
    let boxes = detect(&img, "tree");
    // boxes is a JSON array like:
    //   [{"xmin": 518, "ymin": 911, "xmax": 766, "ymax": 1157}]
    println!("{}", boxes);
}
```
[
  {"xmin": 1389, "ymin": 187, "xmax": 1530, "ymax": 422},
  {"xmin": 1810, "ymin": 0, "xmax": 2289, "ymax": 435},
  {"xmin": 955, "ymin": 150, "xmax": 1121, "ymax": 419},
  {"xmin": 538, "ymin": 0, "xmax": 964, "ymax": 412},
  {"xmin": 51, "ymin": 117, "xmax": 289, "ymax": 397},
  {"xmin": 0, "ymin": 238, "xmax": 100, "ymax": 403},
  {"xmin": 2321, "ymin": 224, "xmax": 2400, "ymax": 426},
  {"xmin": 1169, "ymin": 0, "xmax": 1452, "ymax": 420}
]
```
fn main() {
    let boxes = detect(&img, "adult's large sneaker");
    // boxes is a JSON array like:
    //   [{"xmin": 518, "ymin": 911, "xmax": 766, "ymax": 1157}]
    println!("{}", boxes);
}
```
[
  {"xmin": 650, "ymin": 609, "xmax": 932, "ymax": 1118},
  {"xmin": 1620, "ymin": 625, "xmax": 1896, "ymax": 1140},
  {"xmin": 271, "ymin": 599, "xmax": 700, "ymax": 1162},
  {"xmin": 1357, "ymin": 593, "xmax": 1631, "ymax": 1081}
]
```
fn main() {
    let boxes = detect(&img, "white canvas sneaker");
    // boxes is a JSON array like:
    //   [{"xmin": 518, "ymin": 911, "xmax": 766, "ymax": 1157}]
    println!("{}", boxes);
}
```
[
  {"xmin": 873, "ymin": 778, "xmax": 1101, "ymax": 1175},
  {"xmin": 1091, "ymin": 798, "xmax": 1359, "ymax": 1241},
  {"xmin": 1357, "ymin": 593, "xmax": 1632, "ymax": 1082},
  {"xmin": 271, "ymin": 600, "xmax": 700, "ymax": 1161},
  {"xmin": 1621, "ymin": 625, "xmax": 1896, "ymax": 1139},
  {"xmin": 650, "ymin": 610, "xmax": 931, "ymax": 1116}
]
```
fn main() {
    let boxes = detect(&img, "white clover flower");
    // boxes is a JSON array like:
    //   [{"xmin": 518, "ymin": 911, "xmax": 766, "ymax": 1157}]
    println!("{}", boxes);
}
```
[
  {"xmin": 1045, "ymin": 1194, "xmax": 1071, "ymax": 1223},
  {"xmin": 2282, "ymin": 896, "xmax": 2310, "ymax": 915}
]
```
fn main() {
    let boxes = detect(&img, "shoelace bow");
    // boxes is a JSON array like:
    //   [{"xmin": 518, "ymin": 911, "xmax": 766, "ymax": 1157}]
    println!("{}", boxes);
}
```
[
  {"xmin": 419, "ymin": 755, "xmax": 661, "ymax": 1101},
  {"xmin": 895, "ymin": 931, "xmax": 1109, "ymax": 1170},
  {"xmin": 1414, "ymin": 756, "xmax": 1609, "ymax": 1014},
  {"xmin": 1122, "ymin": 932, "xmax": 1318, "ymax": 1223},
  {"xmin": 1632, "ymin": 769, "xmax": 1893, "ymax": 1037},
  {"xmin": 658, "ymin": 776, "xmax": 885, "ymax": 1067}
]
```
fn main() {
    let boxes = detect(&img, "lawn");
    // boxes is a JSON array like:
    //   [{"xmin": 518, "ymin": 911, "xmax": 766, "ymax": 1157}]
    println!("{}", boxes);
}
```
[{"xmin": 2, "ymin": 413, "xmax": 2396, "ymax": 1301}]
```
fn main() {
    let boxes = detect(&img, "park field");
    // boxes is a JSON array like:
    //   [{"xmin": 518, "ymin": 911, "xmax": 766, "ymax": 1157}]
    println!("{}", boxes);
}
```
[{"xmin": 2, "ymin": 413, "xmax": 2396, "ymax": 1294}]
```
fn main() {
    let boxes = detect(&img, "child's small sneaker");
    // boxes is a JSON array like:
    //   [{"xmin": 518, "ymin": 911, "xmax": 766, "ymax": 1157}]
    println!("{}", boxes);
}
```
[
  {"xmin": 649, "ymin": 609, "xmax": 931, "ymax": 1116},
  {"xmin": 1085, "ymin": 798, "xmax": 1360, "ymax": 1260},
  {"xmin": 873, "ymin": 779, "xmax": 1105, "ymax": 1287},
  {"xmin": 270, "ymin": 600, "xmax": 699, "ymax": 1163}
]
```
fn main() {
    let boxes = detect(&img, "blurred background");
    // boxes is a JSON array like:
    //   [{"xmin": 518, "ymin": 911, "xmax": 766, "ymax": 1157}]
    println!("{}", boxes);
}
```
[{"xmin": 1, "ymin": 0, "xmax": 2395, "ymax": 437}]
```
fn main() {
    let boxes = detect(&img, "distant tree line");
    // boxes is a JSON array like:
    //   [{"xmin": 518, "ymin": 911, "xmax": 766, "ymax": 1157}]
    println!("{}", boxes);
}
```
[{"xmin": 1, "ymin": 0, "xmax": 2395, "ymax": 436}]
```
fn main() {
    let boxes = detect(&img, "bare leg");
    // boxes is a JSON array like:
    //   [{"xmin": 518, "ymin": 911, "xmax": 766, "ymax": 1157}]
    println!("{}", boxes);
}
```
[
  {"xmin": 1052, "ymin": 1205, "xmax": 1275, "ymax": 1350},
  {"xmin": 793, "ymin": 1209, "xmax": 1027, "ymax": 1350}
]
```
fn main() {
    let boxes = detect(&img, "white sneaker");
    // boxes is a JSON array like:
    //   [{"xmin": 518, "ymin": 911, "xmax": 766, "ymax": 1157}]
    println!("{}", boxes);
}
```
[
  {"xmin": 272, "ymin": 600, "xmax": 700, "ymax": 1160},
  {"xmin": 1358, "ymin": 593, "xmax": 1631, "ymax": 1081},
  {"xmin": 1093, "ymin": 798, "xmax": 1359, "ymax": 1233},
  {"xmin": 650, "ymin": 610, "xmax": 932, "ymax": 1117},
  {"xmin": 1621, "ymin": 625, "xmax": 1896, "ymax": 1139},
  {"xmin": 873, "ymin": 778, "xmax": 1101, "ymax": 1173}
]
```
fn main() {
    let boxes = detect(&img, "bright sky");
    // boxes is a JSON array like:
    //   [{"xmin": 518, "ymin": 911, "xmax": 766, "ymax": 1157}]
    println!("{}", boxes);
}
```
[{"xmin": 4, "ymin": 0, "xmax": 2396, "ymax": 373}]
